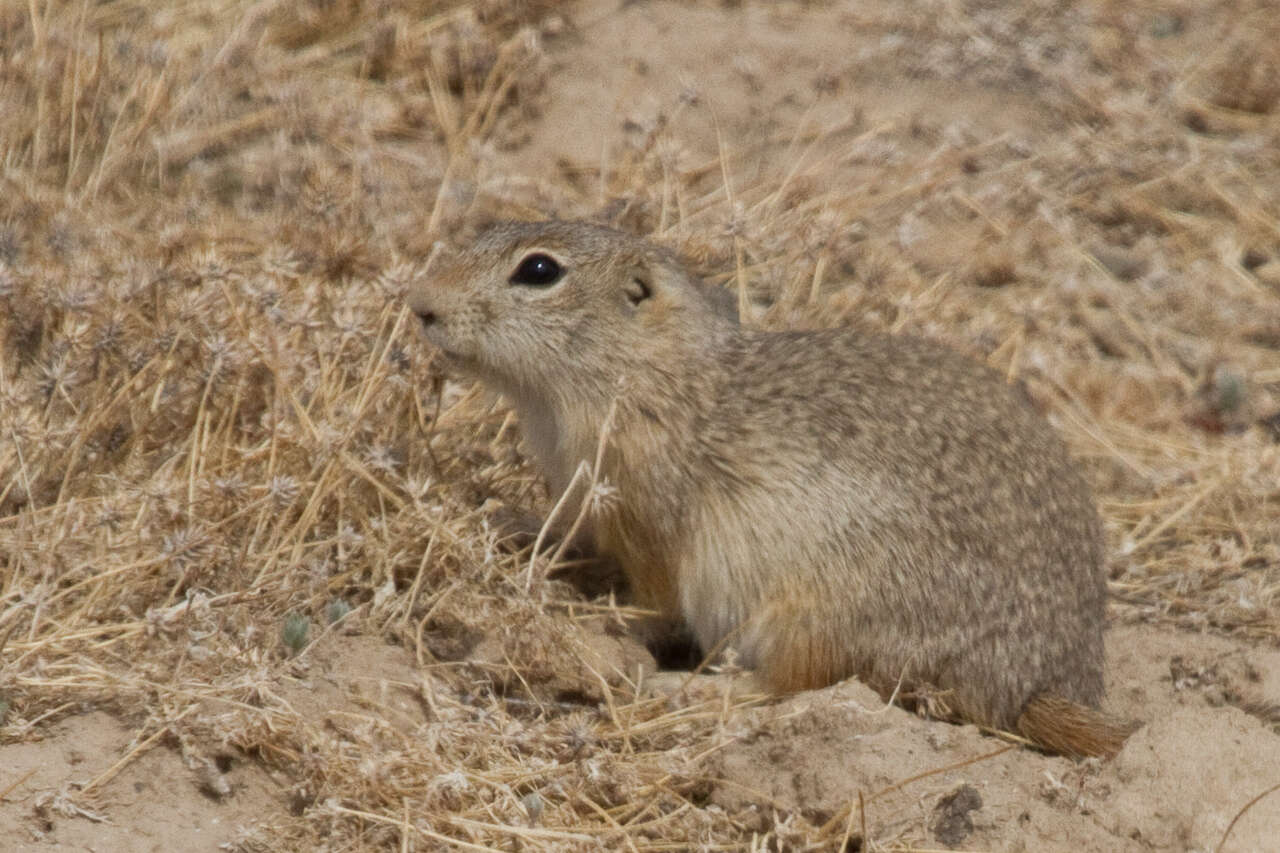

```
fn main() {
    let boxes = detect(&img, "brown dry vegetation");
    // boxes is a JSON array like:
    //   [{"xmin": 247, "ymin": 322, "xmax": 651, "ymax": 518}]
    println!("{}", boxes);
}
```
[{"xmin": 1, "ymin": 0, "xmax": 1279, "ymax": 850}]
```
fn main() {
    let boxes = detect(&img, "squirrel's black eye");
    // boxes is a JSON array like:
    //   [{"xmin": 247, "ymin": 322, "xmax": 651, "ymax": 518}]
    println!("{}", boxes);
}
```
[{"xmin": 509, "ymin": 253, "xmax": 564, "ymax": 287}]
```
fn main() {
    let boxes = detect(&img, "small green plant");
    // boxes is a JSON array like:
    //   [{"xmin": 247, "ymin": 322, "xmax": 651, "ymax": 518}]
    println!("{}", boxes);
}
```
[
  {"xmin": 1214, "ymin": 368, "xmax": 1246, "ymax": 415},
  {"xmin": 325, "ymin": 598, "xmax": 353, "ymax": 625},
  {"xmin": 281, "ymin": 612, "xmax": 310, "ymax": 655},
  {"xmin": 521, "ymin": 792, "xmax": 544, "ymax": 824}
]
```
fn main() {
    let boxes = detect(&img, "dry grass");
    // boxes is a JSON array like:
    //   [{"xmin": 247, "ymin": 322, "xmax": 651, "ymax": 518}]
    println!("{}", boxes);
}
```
[{"xmin": 1, "ymin": 0, "xmax": 1278, "ymax": 849}]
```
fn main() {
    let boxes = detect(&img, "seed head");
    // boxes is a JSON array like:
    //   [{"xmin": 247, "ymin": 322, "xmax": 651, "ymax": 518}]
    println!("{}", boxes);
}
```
[{"xmin": 267, "ymin": 475, "xmax": 301, "ymax": 507}]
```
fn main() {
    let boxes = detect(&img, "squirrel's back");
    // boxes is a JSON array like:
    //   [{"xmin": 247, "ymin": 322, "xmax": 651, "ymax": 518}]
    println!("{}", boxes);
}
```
[{"xmin": 684, "ymin": 326, "xmax": 1106, "ymax": 729}]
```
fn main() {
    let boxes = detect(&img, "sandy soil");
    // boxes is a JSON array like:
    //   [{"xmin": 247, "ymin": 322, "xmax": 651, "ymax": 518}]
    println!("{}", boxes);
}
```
[
  {"xmin": 2, "ymin": 0, "xmax": 1279, "ymax": 850},
  {"xmin": 5, "ymin": 623, "xmax": 1279, "ymax": 850}
]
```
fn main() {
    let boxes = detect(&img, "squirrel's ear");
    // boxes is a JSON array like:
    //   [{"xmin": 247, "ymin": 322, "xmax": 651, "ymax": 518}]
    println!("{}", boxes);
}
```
[{"xmin": 623, "ymin": 267, "xmax": 654, "ymax": 307}]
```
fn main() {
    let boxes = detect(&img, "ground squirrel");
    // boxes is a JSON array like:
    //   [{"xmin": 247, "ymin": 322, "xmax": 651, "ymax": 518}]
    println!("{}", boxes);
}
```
[{"xmin": 408, "ymin": 219, "xmax": 1134, "ymax": 758}]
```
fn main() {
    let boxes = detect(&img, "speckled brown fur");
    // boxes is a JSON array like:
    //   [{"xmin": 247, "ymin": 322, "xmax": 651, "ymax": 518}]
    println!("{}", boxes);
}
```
[{"xmin": 408, "ymin": 219, "xmax": 1132, "ymax": 758}]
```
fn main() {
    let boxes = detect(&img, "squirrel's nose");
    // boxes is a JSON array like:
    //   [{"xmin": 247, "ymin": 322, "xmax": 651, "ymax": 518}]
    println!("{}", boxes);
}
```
[{"xmin": 407, "ymin": 285, "xmax": 440, "ymax": 329}]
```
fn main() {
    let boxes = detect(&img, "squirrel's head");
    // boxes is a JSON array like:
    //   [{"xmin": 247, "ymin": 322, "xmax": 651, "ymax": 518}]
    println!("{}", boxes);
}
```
[{"xmin": 408, "ymin": 220, "xmax": 737, "ymax": 402}]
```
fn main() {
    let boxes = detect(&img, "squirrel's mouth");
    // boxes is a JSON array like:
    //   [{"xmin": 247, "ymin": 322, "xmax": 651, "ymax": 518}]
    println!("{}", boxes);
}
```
[{"xmin": 422, "ymin": 335, "xmax": 479, "ymax": 374}]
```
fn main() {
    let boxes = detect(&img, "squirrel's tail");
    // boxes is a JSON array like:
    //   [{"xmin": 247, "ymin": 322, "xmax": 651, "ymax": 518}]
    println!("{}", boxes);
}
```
[{"xmin": 1016, "ymin": 694, "xmax": 1140, "ymax": 759}]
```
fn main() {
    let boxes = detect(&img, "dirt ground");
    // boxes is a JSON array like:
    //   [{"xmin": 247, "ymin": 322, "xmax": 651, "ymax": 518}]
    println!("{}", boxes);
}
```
[{"xmin": 2, "ymin": 0, "xmax": 1279, "ymax": 850}]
